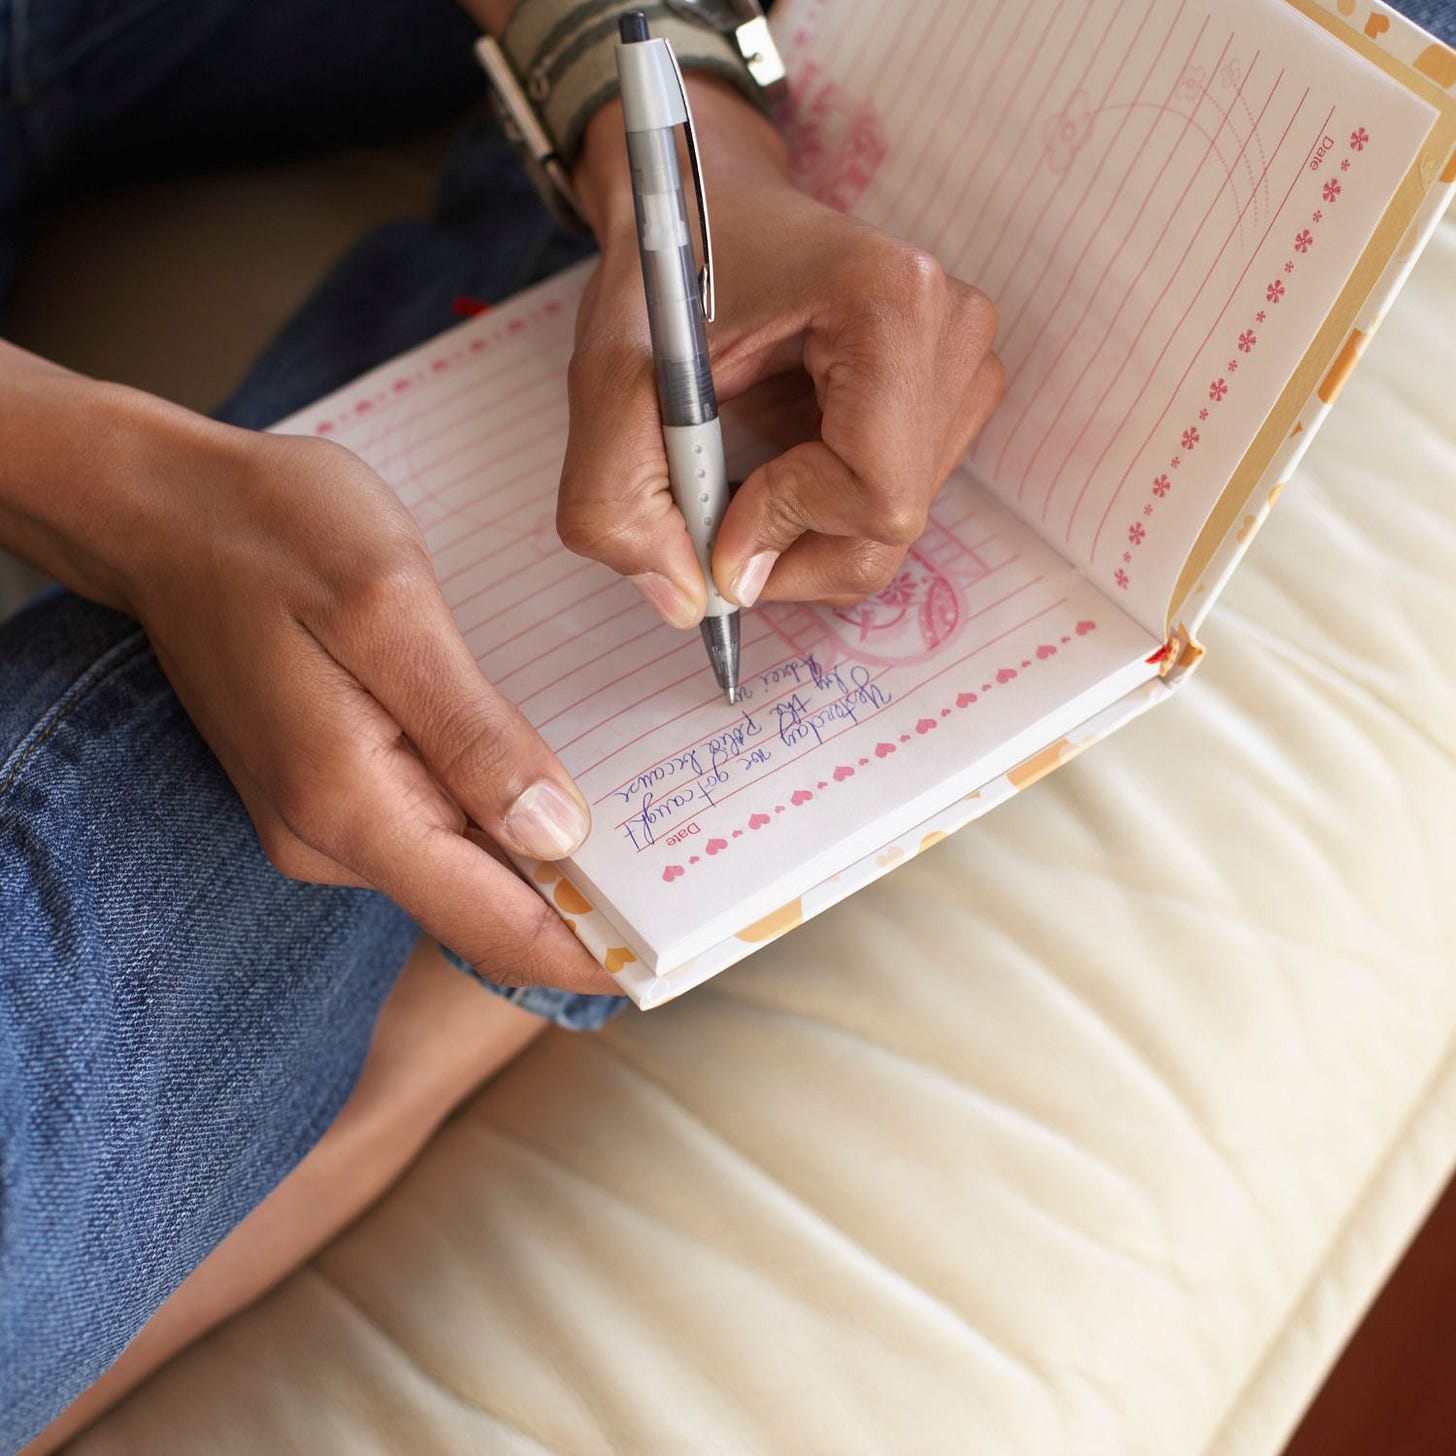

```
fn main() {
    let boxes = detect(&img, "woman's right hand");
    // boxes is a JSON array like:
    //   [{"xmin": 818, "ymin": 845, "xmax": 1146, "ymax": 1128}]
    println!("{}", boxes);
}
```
[{"xmin": 0, "ymin": 351, "xmax": 618, "ymax": 996}]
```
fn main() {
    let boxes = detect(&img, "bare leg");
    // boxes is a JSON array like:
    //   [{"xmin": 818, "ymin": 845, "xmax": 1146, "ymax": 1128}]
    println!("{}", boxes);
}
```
[{"xmin": 21, "ymin": 942, "xmax": 545, "ymax": 1456}]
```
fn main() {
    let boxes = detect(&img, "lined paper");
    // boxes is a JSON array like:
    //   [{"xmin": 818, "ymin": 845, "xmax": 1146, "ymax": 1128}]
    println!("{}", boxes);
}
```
[
  {"xmin": 278, "ymin": 265, "xmax": 1158, "ymax": 967},
  {"xmin": 784, "ymin": 0, "xmax": 1436, "ymax": 630},
  {"xmin": 273, "ymin": 0, "xmax": 1439, "ymax": 978}
]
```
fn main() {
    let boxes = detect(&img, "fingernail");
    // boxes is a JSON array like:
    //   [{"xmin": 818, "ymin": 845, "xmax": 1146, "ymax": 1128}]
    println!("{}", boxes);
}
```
[
  {"xmin": 631, "ymin": 571, "xmax": 699, "ymax": 629},
  {"xmin": 505, "ymin": 779, "xmax": 591, "ymax": 859},
  {"xmin": 732, "ymin": 550, "xmax": 778, "ymax": 608}
]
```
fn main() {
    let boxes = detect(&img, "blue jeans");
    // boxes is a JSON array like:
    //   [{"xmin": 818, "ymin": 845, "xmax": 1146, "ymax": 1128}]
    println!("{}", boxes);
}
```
[{"xmin": 0, "ymin": 1, "xmax": 615, "ymax": 1447}]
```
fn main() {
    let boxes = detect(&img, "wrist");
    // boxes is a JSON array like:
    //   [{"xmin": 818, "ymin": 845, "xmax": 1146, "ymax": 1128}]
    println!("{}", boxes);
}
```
[
  {"xmin": 0, "ymin": 356, "xmax": 245, "ymax": 615},
  {"xmin": 572, "ymin": 73, "xmax": 794, "ymax": 246}
]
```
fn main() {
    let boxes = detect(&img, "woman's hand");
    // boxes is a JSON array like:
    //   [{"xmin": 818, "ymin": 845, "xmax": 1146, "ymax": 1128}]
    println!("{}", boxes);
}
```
[
  {"xmin": 560, "ymin": 79, "xmax": 1004, "ymax": 623},
  {"xmin": 0, "ymin": 356, "xmax": 618, "ymax": 996}
]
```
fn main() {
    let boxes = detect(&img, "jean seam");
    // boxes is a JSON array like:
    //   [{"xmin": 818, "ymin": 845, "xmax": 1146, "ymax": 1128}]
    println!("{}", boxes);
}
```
[
  {"xmin": 19, "ymin": 0, "xmax": 175, "ymax": 102},
  {"xmin": 7, "ymin": 0, "xmax": 30, "ymax": 101},
  {"xmin": 0, "ymin": 625, "xmax": 149, "ymax": 802}
]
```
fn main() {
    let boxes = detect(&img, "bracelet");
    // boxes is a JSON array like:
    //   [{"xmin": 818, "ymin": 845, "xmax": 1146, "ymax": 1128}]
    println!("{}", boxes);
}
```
[{"xmin": 499, "ymin": 0, "xmax": 768, "ymax": 166}]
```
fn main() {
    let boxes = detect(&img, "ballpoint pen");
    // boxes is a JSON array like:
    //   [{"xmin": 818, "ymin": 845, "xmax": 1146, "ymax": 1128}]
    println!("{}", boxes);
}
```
[{"xmin": 615, "ymin": 10, "xmax": 740, "ymax": 705}]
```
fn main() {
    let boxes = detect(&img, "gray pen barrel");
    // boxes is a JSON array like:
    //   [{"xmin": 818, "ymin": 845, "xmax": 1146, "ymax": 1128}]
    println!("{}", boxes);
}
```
[{"xmin": 626, "ymin": 127, "xmax": 718, "ymax": 427}]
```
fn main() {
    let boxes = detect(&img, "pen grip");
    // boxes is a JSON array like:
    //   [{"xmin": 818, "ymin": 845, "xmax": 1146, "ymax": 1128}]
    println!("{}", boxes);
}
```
[{"xmin": 664, "ymin": 420, "xmax": 733, "ymax": 619}]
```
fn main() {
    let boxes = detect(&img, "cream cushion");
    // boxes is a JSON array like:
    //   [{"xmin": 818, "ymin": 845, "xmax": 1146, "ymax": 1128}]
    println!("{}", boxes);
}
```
[{"xmin": 15, "ymin": 169, "xmax": 1453, "ymax": 1454}]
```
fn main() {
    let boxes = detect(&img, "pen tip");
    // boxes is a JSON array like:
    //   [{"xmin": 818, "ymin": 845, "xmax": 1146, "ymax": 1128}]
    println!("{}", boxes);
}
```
[{"xmin": 724, "ymin": 686, "xmax": 738, "ymax": 706}]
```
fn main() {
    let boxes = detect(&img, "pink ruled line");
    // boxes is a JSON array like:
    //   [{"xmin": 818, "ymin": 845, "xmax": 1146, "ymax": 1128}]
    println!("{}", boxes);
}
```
[
  {"xmin": 617, "ymin": 592, "xmax": 1070, "ymax": 847},
  {"xmin": 591, "ymin": 559, "xmax": 1040, "ymax": 807},
  {"xmin": 554, "ymin": 620, "xmax": 782, "ymax": 760},
  {"xmin": 923, "ymin": 5, "xmax": 1041, "ymax": 258},
  {"xmin": 1087, "ymin": 93, "xmax": 1327, "ymax": 558},
  {"xmin": 1005, "ymin": 35, "xmax": 1250, "ymax": 511},
  {"xmin": 868, "ymin": 0, "xmax": 995, "ymax": 236},
  {"xmin": 364, "ymin": 354, "xmax": 567, "ymax": 472},
  {"xmin": 1055, "ymin": 61, "xmax": 1285, "ymax": 538},
  {"xmin": 975, "ymin": 0, "xmax": 1134, "ymax": 290},
  {"xmin": 515, "ymin": 607, "xmax": 665, "ymax": 709},
  {"xmin": 989, "ymin": 7, "xmax": 1207, "ymax": 482},
  {"xmin": 455, "ymin": 555, "xmax": 599, "ymax": 640},
  {"xmin": 980, "ymin": 0, "xmax": 1165, "ymax": 310},
  {"xmin": 391, "ymin": 388, "xmax": 563, "ymax": 504},
  {"xmin": 485, "ymin": 573, "xmax": 636, "ymax": 675}
]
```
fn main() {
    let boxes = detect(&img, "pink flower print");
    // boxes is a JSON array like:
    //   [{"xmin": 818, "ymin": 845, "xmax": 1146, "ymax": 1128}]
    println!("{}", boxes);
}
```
[
  {"xmin": 1152, "ymin": 473, "xmax": 1171, "ymax": 496},
  {"xmin": 1283, "ymin": 260, "xmax": 1295, "ymax": 274},
  {"xmin": 1239, "ymin": 329, "xmax": 1257, "ymax": 351},
  {"xmin": 1170, "ymin": 455, "xmax": 1181, "ymax": 470},
  {"xmin": 1181, "ymin": 426, "xmax": 1200, "ymax": 451},
  {"xmin": 1228, "ymin": 358, "xmax": 1239, "ymax": 372},
  {"xmin": 1178, "ymin": 64, "xmax": 1205, "ymax": 101},
  {"xmin": 1350, "ymin": 126, "xmax": 1368, "ymax": 151},
  {"xmin": 1294, "ymin": 228, "xmax": 1313, "ymax": 252},
  {"xmin": 1143, "ymin": 503, "xmax": 1154, "ymax": 516},
  {"xmin": 1323, "ymin": 178, "xmax": 1341, "ymax": 202},
  {"xmin": 1220, "ymin": 58, "xmax": 1242, "ymax": 90},
  {"xmin": 1198, "ymin": 407, "xmax": 1208, "ymax": 420},
  {"xmin": 1339, "ymin": 157, "xmax": 1350, "ymax": 171},
  {"xmin": 1043, "ymin": 90, "xmax": 1093, "ymax": 174},
  {"xmin": 1128, "ymin": 521, "xmax": 1147, "ymax": 545},
  {"xmin": 1114, "ymin": 568, "xmax": 1129, "ymax": 590},
  {"xmin": 1266, "ymin": 279, "xmax": 1285, "ymax": 303},
  {"xmin": 879, "ymin": 571, "xmax": 917, "ymax": 607},
  {"xmin": 1209, "ymin": 377, "xmax": 1228, "ymax": 400},
  {"xmin": 1312, "ymin": 209, "xmax": 1323, "ymax": 222},
  {"xmin": 1255, "ymin": 310, "xmax": 1266, "ymax": 322},
  {"xmin": 1123, "ymin": 550, "xmax": 1132, "ymax": 563}
]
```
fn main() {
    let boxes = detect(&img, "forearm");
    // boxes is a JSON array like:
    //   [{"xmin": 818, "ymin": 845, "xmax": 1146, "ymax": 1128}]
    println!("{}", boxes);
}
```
[{"xmin": 0, "ymin": 341, "xmax": 235, "ymax": 614}]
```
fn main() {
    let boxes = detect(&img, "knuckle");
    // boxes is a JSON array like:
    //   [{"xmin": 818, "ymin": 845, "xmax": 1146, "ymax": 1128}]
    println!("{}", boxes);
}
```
[
  {"xmin": 885, "ymin": 242, "xmax": 948, "ymax": 311},
  {"xmin": 875, "ymin": 496, "xmax": 929, "ymax": 548},
  {"xmin": 838, "ymin": 542, "xmax": 899, "ymax": 599},
  {"xmin": 432, "ymin": 701, "xmax": 517, "ymax": 792},
  {"xmin": 269, "ymin": 776, "xmax": 349, "ymax": 862},
  {"xmin": 954, "ymin": 283, "xmax": 999, "ymax": 342}
]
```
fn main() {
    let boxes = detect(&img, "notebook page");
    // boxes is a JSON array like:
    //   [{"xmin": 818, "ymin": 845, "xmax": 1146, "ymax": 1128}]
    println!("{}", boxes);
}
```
[
  {"xmin": 778, "ymin": 0, "xmax": 1439, "ymax": 635},
  {"xmin": 275, "ymin": 266, "xmax": 1159, "ymax": 972}
]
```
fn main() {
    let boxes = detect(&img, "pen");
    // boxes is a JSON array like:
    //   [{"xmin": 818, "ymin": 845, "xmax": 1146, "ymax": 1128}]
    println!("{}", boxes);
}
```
[{"xmin": 615, "ymin": 11, "xmax": 739, "ymax": 705}]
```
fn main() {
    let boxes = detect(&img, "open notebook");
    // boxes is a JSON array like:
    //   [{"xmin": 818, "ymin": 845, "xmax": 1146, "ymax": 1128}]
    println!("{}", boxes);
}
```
[{"xmin": 275, "ymin": 0, "xmax": 1456, "ymax": 1007}]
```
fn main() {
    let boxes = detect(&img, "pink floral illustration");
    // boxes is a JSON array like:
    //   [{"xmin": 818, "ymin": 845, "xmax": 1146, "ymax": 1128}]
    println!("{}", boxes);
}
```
[
  {"xmin": 1209, "ymin": 377, "xmax": 1228, "ymax": 400},
  {"xmin": 1228, "ymin": 358, "xmax": 1239, "ymax": 372},
  {"xmin": 1178, "ymin": 64, "xmax": 1206, "ymax": 101},
  {"xmin": 1294, "ymin": 228, "xmax": 1313, "ymax": 252},
  {"xmin": 1312, "ymin": 209, "xmax": 1323, "ymax": 222},
  {"xmin": 1152, "ymin": 473, "xmax": 1171, "ymax": 496},
  {"xmin": 1339, "ymin": 157, "xmax": 1350, "ymax": 171},
  {"xmin": 1170, "ymin": 455, "xmax": 1181, "ymax": 470},
  {"xmin": 1220, "ymin": 58, "xmax": 1242, "ymax": 89},
  {"xmin": 1283, "ymin": 260, "xmax": 1295, "ymax": 274},
  {"xmin": 1123, "ymin": 550, "xmax": 1133, "ymax": 563},
  {"xmin": 1198, "ymin": 407, "xmax": 1209, "ymax": 420},
  {"xmin": 1128, "ymin": 521, "xmax": 1147, "ymax": 545},
  {"xmin": 1181, "ymin": 426, "xmax": 1200, "ymax": 450},
  {"xmin": 1043, "ymin": 90, "xmax": 1093, "ymax": 174},
  {"xmin": 1114, "ymin": 568, "xmax": 1129, "ymax": 590},
  {"xmin": 1350, "ymin": 126, "xmax": 1369, "ymax": 150},
  {"xmin": 880, "ymin": 572, "xmax": 917, "ymax": 607},
  {"xmin": 1323, "ymin": 178, "xmax": 1342, "ymax": 202},
  {"xmin": 1266, "ymin": 279, "xmax": 1285, "ymax": 303},
  {"xmin": 1144, "ymin": 503, "xmax": 1155, "ymax": 516},
  {"xmin": 1239, "ymin": 328, "xmax": 1257, "ymax": 351}
]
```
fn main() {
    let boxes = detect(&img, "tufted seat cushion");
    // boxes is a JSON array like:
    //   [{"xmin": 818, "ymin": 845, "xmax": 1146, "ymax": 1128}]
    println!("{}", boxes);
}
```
[{"xmin": 26, "ymin": 191, "xmax": 1456, "ymax": 1453}]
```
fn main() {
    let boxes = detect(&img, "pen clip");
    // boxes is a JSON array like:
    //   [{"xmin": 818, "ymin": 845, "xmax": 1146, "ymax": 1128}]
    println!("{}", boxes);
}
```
[{"xmin": 664, "ymin": 39, "xmax": 715, "ymax": 323}]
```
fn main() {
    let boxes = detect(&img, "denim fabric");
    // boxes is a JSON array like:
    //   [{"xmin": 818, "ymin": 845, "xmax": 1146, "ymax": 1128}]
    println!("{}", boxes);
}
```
[{"xmin": 0, "ymin": 2, "xmax": 620, "ymax": 1447}]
